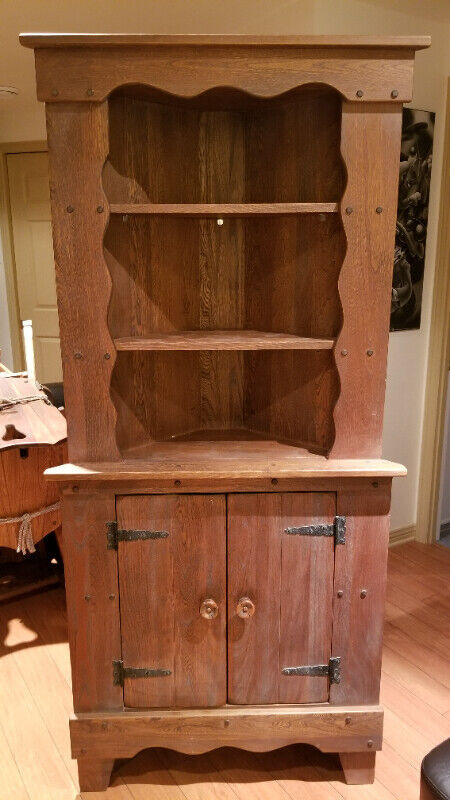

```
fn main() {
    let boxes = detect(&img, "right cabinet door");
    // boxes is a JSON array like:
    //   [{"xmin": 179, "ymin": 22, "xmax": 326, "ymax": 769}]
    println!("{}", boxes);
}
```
[{"xmin": 227, "ymin": 492, "xmax": 336, "ymax": 704}]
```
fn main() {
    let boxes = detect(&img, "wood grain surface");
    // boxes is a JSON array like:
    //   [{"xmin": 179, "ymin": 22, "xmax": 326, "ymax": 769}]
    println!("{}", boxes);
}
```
[
  {"xmin": 110, "ymin": 202, "xmax": 339, "ymax": 215},
  {"xmin": 330, "ymin": 484, "xmax": 392, "ymax": 705},
  {"xmin": 70, "ymin": 704, "xmax": 383, "ymax": 758},
  {"xmin": 27, "ymin": 41, "xmax": 423, "ymax": 103},
  {"xmin": 117, "ymin": 494, "xmax": 227, "ymax": 708},
  {"xmin": 227, "ymin": 492, "xmax": 336, "ymax": 704},
  {"xmin": 77, "ymin": 758, "xmax": 114, "ymax": 792},
  {"xmin": 331, "ymin": 102, "xmax": 403, "ymax": 458},
  {"xmin": 0, "ymin": 373, "xmax": 66, "ymax": 450},
  {"xmin": 61, "ymin": 493, "xmax": 122, "ymax": 713},
  {"xmin": 340, "ymin": 752, "xmax": 376, "ymax": 784},
  {"xmin": 45, "ymin": 102, "xmax": 119, "ymax": 462},
  {"xmin": 114, "ymin": 332, "xmax": 335, "ymax": 351},
  {"xmin": 45, "ymin": 453, "xmax": 406, "ymax": 481},
  {"xmin": 104, "ymin": 88, "xmax": 343, "ymax": 454},
  {"xmin": 0, "ymin": 443, "xmax": 66, "ymax": 549},
  {"xmin": 20, "ymin": 34, "xmax": 431, "ymax": 48}
]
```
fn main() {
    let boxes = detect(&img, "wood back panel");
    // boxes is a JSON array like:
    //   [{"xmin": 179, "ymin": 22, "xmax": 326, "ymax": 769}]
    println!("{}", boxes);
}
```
[
  {"xmin": 245, "ymin": 214, "xmax": 344, "ymax": 337},
  {"xmin": 45, "ymin": 102, "xmax": 118, "ymax": 462},
  {"xmin": 117, "ymin": 494, "xmax": 227, "ymax": 708},
  {"xmin": 104, "ymin": 87, "xmax": 343, "ymax": 204},
  {"xmin": 105, "ymin": 214, "xmax": 345, "ymax": 339},
  {"xmin": 331, "ymin": 103, "xmax": 403, "ymax": 458},
  {"xmin": 244, "ymin": 350, "xmax": 338, "ymax": 453},
  {"xmin": 111, "ymin": 349, "xmax": 337, "ymax": 454},
  {"xmin": 245, "ymin": 89, "xmax": 344, "ymax": 202},
  {"xmin": 227, "ymin": 492, "xmax": 336, "ymax": 704}
]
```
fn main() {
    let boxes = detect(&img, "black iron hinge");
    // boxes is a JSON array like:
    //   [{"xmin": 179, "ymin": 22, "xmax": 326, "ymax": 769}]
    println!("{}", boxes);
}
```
[
  {"xmin": 284, "ymin": 515, "xmax": 346, "ymax": 545},
  {"xmin": 282, "ymin": 656, "xmax": 341, "ymax": 684},
  {"xmin": 107, "ymin": 521, "xmax": 169, "ymax": 550},
  {"xmin": 113, "ymin": 659, "xmax": 171, "ymax": 687}
]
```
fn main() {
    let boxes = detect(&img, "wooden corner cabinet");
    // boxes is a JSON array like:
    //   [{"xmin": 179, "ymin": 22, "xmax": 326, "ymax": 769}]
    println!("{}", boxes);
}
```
[{"xmin": 21, "ymin": 33, "xmax": 429, "ymax": 791}]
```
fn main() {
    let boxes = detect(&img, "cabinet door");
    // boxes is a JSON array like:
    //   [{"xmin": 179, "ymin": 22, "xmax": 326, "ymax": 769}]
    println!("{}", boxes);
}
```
[
  {"xmin": 117, "ymin": 494, "xmax": 226, "ymax": 708},
  {"xmin": 228, "ymin": 492, "xmax": 336, "ymax": 704}
]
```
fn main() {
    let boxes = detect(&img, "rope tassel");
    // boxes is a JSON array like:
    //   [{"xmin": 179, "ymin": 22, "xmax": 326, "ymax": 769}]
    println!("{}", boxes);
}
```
[
  {"xmin": 0, "ymin": 501, "xmax": 60, "ymax": 555},
  {"xmin": 16, "ymin": 513, "xmax": 36, "ymax": 555}
]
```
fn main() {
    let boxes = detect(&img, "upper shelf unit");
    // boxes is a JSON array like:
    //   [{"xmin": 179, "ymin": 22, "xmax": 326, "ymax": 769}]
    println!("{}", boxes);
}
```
[{"xmin": 103, "ymin": 83, "xmax": 346, "ymax": 456}]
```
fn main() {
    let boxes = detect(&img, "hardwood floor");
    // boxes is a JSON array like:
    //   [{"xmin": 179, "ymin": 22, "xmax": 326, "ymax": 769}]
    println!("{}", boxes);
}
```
[{"xmin": 0, "ymin": 541, "xmax": 449, "ymax": 799}]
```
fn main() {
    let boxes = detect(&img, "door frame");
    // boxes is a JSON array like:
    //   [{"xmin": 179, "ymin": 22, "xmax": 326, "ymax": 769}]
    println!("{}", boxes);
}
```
[
  {"xmin": 0, "ymin": 140, "xmax": 48, "ymax": 371},
  {"xmin": 416, "ymin": 79, "xmax": 450, "ymax": 543}
]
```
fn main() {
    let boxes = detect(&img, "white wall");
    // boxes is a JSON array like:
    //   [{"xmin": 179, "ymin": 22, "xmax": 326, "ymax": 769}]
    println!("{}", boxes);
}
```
[{"xmin": 0, "ymin": 0, "xmax": 448, "ymax": 531}]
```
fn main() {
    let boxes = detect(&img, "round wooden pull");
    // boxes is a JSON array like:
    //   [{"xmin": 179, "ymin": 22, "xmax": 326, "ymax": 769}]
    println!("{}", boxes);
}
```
[
  {"xmin": 199, "ymin": 598, "xmax": 218, "ymax": 620},
  {"xmin": 236, "ymin": 597, "xmax": 255, "ymax": 619}
]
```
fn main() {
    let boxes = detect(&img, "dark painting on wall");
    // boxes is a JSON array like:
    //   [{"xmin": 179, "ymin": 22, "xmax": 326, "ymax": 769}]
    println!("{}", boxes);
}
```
[{"xmin": 391, "ymin": 108, "xmax": 435, "ymax": 331}]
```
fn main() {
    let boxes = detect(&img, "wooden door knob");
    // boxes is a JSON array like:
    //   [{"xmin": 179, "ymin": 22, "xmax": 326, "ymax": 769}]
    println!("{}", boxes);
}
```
[
  {"xmin": 236, "ymin": 597, "xmax": 255, "ymax": 618},
  {"xmin": 199, "ymin": 598, "xmax": 218, "ymax": 619}
]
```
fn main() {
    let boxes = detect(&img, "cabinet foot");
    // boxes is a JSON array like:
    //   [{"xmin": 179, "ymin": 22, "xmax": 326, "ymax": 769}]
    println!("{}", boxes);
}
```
[
  {"xmin": 339, "ymin": 752, "xmax": 376, "ymax": 784},
  {"xmin": 77, "ymin": 757, "xmax": 114, "ymax": 791}
]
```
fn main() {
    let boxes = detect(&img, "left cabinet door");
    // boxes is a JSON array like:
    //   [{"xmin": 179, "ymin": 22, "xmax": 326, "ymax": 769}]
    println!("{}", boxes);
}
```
[{"xmin": 116, "ymin": 494, "xmax": 227, "ymax": 708}]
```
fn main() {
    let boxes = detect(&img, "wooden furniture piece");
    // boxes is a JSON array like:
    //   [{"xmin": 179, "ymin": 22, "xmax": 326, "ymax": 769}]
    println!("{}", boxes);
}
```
[
  {"xmin": 21, "ymin": 33, "xmax": 429, "ymax": 791},
  {"xmin": 0, "ymin": 372, "xmax": 66, "ymax": 553}
]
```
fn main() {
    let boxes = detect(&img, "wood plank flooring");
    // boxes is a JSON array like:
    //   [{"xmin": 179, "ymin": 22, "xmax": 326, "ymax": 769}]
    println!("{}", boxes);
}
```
[{"xmin": 0, "ymin": 541, "xmax": 449, "ymax": 799}]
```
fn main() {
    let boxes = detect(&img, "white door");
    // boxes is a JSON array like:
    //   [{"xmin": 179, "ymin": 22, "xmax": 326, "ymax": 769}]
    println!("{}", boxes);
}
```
[{"xmin": 7, "ymin": 151, "xmax": 62, "ymax": 383}]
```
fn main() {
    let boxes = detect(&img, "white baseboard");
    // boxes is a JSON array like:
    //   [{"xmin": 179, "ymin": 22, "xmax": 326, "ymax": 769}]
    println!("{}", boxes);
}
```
[{"xmin": 389, "ymin": 524, "xmax": 416, "ymax": 547}]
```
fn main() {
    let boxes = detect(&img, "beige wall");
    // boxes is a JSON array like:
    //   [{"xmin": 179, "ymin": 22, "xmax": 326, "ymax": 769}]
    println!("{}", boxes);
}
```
[
  {"xmin": 0, "ymin": 0, "xmax": 448, "ymax": 531},
  {"xmin": 312, "ymin": 1, "xmax": 449, "ymax": 531}
]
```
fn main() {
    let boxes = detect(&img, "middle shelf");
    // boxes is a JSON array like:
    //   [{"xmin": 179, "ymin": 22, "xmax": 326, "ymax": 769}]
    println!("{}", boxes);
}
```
[
  {"xmin": 109, "ymin": 202, "xmax": 339, "ymax": 217},
  {"xmin": 114, "ymin": 331, "xmax": 336, "ymax": 351}
]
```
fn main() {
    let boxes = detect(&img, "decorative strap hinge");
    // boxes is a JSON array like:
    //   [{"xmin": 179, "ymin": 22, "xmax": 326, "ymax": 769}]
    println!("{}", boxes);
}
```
[
  {"xmin": 107, "ymin": 521, "xmax": 169, "ymax": 550},
  {"xmin": 284, "ymin": 515, "xmax": 346, "ymax": 545},
  {"xmin": 282, "ymin": 656, "xmax": 341, "ymax": 684},
  {"xmin": 113, "ymin": 659, "xmax": 171, "ymax": 686}
]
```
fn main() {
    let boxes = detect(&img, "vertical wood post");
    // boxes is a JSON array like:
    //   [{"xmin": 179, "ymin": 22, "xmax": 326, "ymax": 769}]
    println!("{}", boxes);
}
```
[
  {"xmin": 62, "ymin": 492, "xmax": 122, "ymax": 712},
  {"xmin": 331, "ymin": 482, "xmax": 391, "ymax": 706},
  {"xmin": 332, "ymin": 103, "xmax": 403, "ymax": 457},
  {"xmin": 46, "ymin": 102, "xmax": 119, "ymax": 461}
]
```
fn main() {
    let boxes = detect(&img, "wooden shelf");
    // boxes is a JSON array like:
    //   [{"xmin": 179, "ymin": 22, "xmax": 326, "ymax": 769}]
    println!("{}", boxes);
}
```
[
  {"xmin": 20, "ymin": 34, "xmax": 431, "ymax": 49},
  {"xmin": 45, "ymin": 440, "xmax": 407, "ymax": 482},
  {"xmin": 109, "ymin": 202, "xmax": 338, "ymax": 217},
  {"xmin": 114, "ymin": 331, "xmax": 335, "ymax": 352}
]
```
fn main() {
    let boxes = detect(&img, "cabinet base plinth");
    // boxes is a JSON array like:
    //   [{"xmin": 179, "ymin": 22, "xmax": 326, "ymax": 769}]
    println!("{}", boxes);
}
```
[
  {"xmin": 77, "ymin": 757, "xmax": 114, "ymax": 792},
  {"xmin": 339, "ymin": 751, "xmax": 376, "ymax": 784},
  {"xmin": 71, "ymin": 705, "xmax": 382, "ymax": 779}
]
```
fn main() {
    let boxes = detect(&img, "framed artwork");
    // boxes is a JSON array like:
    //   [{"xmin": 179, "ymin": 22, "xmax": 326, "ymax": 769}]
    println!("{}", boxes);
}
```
[{"xmin": 391, "ymin": 108, "xmax": 435, "ymax": 331}]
